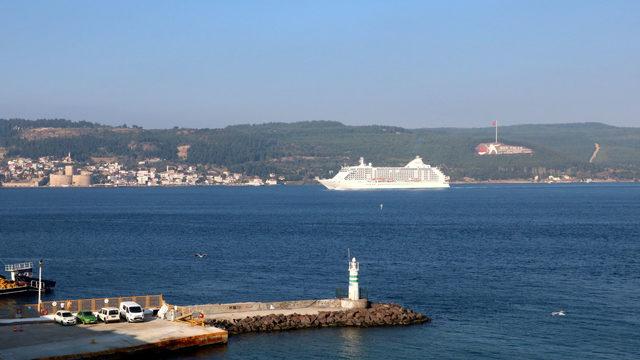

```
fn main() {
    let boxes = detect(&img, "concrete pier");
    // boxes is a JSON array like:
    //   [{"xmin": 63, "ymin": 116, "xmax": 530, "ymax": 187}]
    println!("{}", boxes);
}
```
[
  {"xmin": 175, "ymin": 298, "xmax": 368, "ymax": 321},
  {"xmin": 0, "ymin": 318, "xmax": 227, "ymax": 360},
  {"xmin": 206, "ymin": 303, "xmax": 430, "ymax": 335},
  {"xmin": 0, "ymin": 298, "xmax": 427, "ymax": 358},
  {"xmin": 175, "ymin": 299, "xmax": 429, "ymax": 335}
]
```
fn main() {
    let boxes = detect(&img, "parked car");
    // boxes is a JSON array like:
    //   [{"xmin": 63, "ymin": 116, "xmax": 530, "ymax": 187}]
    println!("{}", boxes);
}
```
[
  {"xmin": 98, "ymin": 307, "xmax": 120, "ymax": 323},
  {"xmin": 54, "ymin": 310, "xmax": 76, "ymax": 326},
  {"xmin": 119, "ymin": 301, "xmax": 144, "ymax": 322},
  {"xmin": 75, "ymin": 310, "xmax": 98, "ymax": 324}
]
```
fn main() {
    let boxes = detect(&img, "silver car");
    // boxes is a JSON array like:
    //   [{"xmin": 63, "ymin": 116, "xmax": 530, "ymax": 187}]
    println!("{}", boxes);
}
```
[{"xmin": 54, "ymin": 310, "xmax": 77, "ymax": 326}]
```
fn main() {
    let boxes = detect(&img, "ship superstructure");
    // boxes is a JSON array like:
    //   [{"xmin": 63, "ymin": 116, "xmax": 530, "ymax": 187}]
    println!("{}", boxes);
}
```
[
  {"xmin": 0, "ymin": 261, "xmax": 55, "ymax": 297},
  {"xmin": 318, "ymin": 156, "xmax": 449, "ymax": 190}
]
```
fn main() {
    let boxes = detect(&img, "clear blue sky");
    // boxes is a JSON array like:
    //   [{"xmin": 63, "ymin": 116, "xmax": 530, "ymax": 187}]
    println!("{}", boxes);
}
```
[{"xmin": 1, "ymin": 0, "xmax": 638, "ymax": 128}]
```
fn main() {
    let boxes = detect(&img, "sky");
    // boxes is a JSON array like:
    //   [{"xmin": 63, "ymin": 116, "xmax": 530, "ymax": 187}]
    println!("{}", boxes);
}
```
[{"xmin": 1, "ymin": 0, "xmax": 639, "ymax": 129}]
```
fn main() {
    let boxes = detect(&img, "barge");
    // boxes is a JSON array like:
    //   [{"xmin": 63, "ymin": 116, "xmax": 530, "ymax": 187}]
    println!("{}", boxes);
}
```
[{"xmin": 0, "ymin": 262, "xmax": 55, "ymax": 297}]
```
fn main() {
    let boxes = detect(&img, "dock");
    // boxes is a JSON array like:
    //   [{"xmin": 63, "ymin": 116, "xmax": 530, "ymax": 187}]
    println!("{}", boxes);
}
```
[
  {"xmin": 0, "ymin": 317, "xmax": 227, "ymax": 360},
  {"xmin": 0, "ymin": 257, "xmax": 430, "ymax": 357},
  {"xmin": 175, "ymin": 298, "xmax": 368, "ymax": 321},
  {"xmin": 175, "ymin": 299, "xmax": 428, "ymax": 335}
]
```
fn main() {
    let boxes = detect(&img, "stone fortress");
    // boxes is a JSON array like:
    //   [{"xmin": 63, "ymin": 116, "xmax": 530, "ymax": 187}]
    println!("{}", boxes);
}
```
[{"xmin": 48, "ymin": 153, "xmax": 92, "ymax": 187}]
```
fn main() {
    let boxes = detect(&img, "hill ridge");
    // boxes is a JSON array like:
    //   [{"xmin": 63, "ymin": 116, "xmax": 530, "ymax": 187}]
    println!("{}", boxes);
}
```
[{"xmin": 1, "ymin": 118, "xmax": 639, "ymax": 180}]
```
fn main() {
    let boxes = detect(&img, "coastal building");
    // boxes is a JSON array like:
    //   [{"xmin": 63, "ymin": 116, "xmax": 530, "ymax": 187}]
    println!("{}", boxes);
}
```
[
  {"xmin": 247, "ymin": 177, "xmax": 263, "ymax": 186},
  {"xmin": 72, "ymin": 171, "xmax": 92, "ymax": 187},
  {"xmin": 49, "ymin": 173, "xmax": 72, "ymax": 186},
  {"xmin": 49, "ymin": 165, "xmax": 92, "ymax": 187},
  {"xmin": 1, "ymin": 178, "xmax": 45, "ymax": 187},
  {"xmin": 2, "ymin": 154, "xmax": 278, "ymax": 188}
]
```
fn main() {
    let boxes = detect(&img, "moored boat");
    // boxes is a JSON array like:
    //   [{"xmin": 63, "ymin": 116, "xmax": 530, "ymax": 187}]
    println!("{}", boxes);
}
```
[{"xmin": 0, "ymin": 261, "xmax": 55, "ymax": 297}]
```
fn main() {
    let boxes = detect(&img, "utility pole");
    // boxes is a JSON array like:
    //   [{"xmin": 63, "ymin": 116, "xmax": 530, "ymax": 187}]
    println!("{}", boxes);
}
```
[{"xmin": 38, "ymin": 259, "xmax": 43, "ymax": 313}]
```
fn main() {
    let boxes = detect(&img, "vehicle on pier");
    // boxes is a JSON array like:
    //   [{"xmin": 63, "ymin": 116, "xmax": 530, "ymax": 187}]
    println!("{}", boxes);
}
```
[
  {"xmin": 76, "ymin": 310, "xmax": 98, "ymax": 324},
  {"xmin": 119, "ymin": 301, "xmax": 144, "ymax": 322},
  {"xmin": 98, "ymin": 307, "xmax": 120, "ymax": 323},
  {"xmin": 54, "ymin": 310, "xmax": 77, "ymax": 326}
]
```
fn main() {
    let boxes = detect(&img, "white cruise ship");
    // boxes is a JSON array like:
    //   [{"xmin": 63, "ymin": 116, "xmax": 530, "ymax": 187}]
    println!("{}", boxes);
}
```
[{"xmin": 318, "ymin": 156, "xmax": 449, "ymax": 190}]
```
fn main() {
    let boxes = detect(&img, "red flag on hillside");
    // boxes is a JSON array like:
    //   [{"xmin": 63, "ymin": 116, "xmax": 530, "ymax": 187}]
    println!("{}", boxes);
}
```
[{"xmin": 491, "ymin": 120, "xmax": 497, "ymax": 127}]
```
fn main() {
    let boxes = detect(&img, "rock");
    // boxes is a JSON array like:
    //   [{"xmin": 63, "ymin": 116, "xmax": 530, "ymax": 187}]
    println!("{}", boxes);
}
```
[{"xmin": 204, "ymin": 302, "xmax": 430, "ymax": 336}]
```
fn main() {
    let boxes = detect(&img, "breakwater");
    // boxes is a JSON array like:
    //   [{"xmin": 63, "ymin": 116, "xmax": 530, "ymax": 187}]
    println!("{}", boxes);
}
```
[{"xmin": 205, "ymin": 303, "xmax": 430, "ymax": 335}]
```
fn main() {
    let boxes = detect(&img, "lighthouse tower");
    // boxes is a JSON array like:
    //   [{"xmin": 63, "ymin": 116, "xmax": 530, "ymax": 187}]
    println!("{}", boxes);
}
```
[{"xmin": 348, "ymin": 257, "xmax": 359, "ymax": 300}]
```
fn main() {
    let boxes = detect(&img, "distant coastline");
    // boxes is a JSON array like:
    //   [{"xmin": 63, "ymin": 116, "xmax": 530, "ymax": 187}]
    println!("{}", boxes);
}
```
[
  {"xmin": 2, "ymin": 178, "xmax": 638, "ymax": 189},
  {"xmin": 3, "ymin": 119, "xmax": 640, "ymax": 183}
]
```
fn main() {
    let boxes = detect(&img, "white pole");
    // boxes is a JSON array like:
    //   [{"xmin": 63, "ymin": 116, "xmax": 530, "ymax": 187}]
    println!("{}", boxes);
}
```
[
  {"xmin": 495, "ymin": 120, "xmax": 498, "ymax": 143},
  {"xmin": 38, "ymin": 259, "xmax": 43, "ymax": 313}
]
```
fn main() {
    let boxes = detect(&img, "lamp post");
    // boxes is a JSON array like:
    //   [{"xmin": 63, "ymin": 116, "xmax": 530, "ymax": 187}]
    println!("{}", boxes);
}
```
[{"xmin": 38, "ymin": 259, "xmax": 43, "ymax": 313}]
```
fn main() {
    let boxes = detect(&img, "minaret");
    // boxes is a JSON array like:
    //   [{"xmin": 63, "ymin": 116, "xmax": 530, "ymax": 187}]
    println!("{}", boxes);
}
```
[
  {"xmin": 64, "ymin": 152, "xmax": 73, "ymax": 163},
  {"xmin": 348, "ymin": 257, "xmax": 360, "ymax": 300}
]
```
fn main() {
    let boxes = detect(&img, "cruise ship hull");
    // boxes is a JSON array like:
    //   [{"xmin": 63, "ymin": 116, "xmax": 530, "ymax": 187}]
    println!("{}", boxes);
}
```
[
  {"xmin": 319, "ymin": 156, "xmax": 450, "ymax": 191},
  {"xmin": 318, "ymin": 179, "xmax": 449, "ymax": 190}
]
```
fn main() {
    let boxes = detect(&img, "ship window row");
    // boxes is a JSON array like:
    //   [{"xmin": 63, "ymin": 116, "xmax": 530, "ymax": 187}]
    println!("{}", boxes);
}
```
[
  {"xmin": 371, "ymin": 169, "xmax": 440, "ymax": 181},
  {"xmin": 344, "ymin": 168, "xmax": 442, "ymax": 181},
  {"xmin": 345, "ymin": 168, "xmax": 373, "ymax": 180}
]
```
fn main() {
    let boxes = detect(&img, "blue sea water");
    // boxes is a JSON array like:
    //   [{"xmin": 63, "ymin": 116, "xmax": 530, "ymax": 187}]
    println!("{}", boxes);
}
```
[{"xmin": 0, "ymin": 184, "xmax": 639, "ymax": 359}]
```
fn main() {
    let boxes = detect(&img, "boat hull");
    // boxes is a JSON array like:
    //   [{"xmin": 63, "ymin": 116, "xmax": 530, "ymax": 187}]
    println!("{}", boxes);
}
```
[
  {"xmin": 318, "ymin": 179, "xmax": 449, "ymax": 190},
  {"xmin": 0, "ymin": 276, "xmax": 56, "ymax": 298}
]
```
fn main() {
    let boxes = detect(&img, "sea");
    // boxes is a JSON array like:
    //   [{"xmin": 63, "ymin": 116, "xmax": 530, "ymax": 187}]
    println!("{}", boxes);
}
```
[{"xmin": 0, "ymin": 184, "xmax": 638, "ymax": 359}]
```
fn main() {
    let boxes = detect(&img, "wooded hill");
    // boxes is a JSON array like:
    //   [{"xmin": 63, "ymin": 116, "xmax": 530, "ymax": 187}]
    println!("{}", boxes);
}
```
[{"xmin": 1, "ymin": 119, "xmax": 639, "ymax": 180}]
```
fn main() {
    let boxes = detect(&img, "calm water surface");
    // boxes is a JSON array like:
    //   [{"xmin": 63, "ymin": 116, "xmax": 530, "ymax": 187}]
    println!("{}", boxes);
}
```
[{"xmin": 1, "ymin": 184, "xmax": 639, "ymax": 359}]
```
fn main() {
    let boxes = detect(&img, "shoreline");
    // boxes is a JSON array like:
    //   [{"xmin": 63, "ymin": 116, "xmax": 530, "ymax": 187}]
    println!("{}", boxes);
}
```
[{"xmin": 1, "ymin": 179, "xmax": 638, "ymax": 189}]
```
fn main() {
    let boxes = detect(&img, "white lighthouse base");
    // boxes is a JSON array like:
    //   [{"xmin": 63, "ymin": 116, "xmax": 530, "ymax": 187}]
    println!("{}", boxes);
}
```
[{"xmin": 340, "ymin": 299, "xmax": 369, "ymax": 309}]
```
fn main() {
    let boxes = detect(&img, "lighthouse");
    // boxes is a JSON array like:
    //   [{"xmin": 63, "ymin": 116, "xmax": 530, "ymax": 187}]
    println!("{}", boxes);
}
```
[{"xmin": 348, "ymin": 257, "xmax": 359, "ymax": 300}]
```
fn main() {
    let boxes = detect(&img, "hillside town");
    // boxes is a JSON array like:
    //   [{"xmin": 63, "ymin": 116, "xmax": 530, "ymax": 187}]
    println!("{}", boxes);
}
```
[{"xmin": 0, "ymin": 153, "xmax": 282, "ymax": 188}]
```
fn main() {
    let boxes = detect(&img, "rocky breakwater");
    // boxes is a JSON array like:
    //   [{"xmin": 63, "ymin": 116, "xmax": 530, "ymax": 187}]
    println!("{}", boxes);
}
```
[{"xmin": 205, "ymin": 303, "xmax": 430, "ymax": 335}]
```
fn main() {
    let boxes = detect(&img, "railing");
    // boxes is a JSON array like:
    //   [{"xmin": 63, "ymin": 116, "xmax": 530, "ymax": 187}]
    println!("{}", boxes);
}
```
[
  {"xmin": 4, "ymin": 262, "xmax": 33, "ymax": 272},
  {"xmin": 1, "ymin": 294, "xmax": 165, "ymax": 319}
]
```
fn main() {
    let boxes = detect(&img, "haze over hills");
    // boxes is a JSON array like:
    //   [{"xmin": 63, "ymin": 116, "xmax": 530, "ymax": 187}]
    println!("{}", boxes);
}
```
[{"xmin": 1, "ymin": 119, "xmax": 639, "ymax": 181}]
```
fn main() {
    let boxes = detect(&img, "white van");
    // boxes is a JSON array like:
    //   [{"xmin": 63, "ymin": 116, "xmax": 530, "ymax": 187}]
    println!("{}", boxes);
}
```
[
  {"xmin": 119, "ymin": 301, "xmax": 144, "ymax": 322},
  {"xmin": 98, "ymin": 307, "xmax": 120, "ymax": 323}
]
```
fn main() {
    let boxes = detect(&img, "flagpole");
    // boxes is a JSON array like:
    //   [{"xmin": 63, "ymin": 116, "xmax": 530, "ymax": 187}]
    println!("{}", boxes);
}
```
[{"xmin": 495, "ymin": 120, "xmax": 498, "ymax": 143}]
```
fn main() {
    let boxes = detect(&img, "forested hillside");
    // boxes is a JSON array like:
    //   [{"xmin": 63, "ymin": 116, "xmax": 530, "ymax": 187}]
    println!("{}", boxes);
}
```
[{"xmin": 1, "ymin": 119, "xmax": 639, "ymax": 180}]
